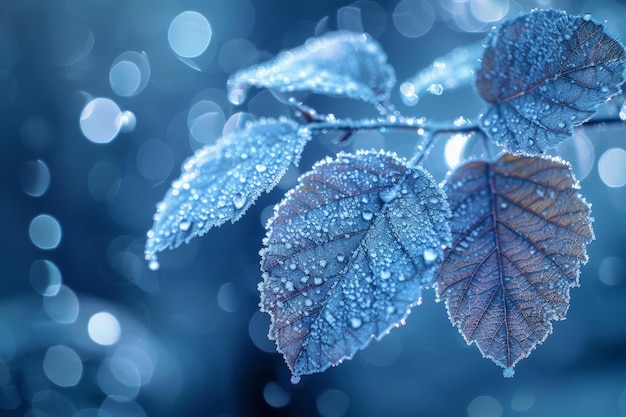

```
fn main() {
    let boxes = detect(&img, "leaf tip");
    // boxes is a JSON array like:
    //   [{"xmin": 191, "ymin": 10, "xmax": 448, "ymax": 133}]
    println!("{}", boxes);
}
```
[{"xmin": 290, "ymin": 375, "xmax": 301, "ymax": 384}]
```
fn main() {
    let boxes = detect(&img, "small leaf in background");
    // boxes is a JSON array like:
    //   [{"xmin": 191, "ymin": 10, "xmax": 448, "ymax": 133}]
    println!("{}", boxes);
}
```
[
  {"xmin": 145, "ymin": 117, "xmax": 310, "ymax": 267},
  {"xmin": 260, "ymin": 150, "xmax": 450, "ymax": 381},
  {"xmin": 477, "ymin": 8, "xmax": 626, "ymax": 154},
  {"xmin": 400, "ymin": 42, "xmax": 483, "ymax": 106},
  {"xmin": 435, "ymin": 153, "xmax": 593, "ymax": 377},
  {"xmin": 227, "ymin": 31, "xmax": 396, "ymax": 108}
]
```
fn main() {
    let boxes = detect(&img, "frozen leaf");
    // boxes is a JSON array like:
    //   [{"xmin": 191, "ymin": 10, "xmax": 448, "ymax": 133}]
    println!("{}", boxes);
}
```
[
  {"xmin": 400, "ymin": 42, "xmax": 482, "ymax": 106},
  {"xmin": 260, "ymin": 150, "xmax": 451, "ymax": 381},
  {"xmin": 145, "ymin": 117, "xmax": 311, "ymax": 261},
  {"xmin": 435, "ymin": 153, "xmax": 593, "ymax": 377},
  {"xmin": 227, "ymin": 31, "xmax": 396, "ymax": 107},
  {"xmin": 477, "ymin": 9, "xmax": 626, "ymax": 154}
]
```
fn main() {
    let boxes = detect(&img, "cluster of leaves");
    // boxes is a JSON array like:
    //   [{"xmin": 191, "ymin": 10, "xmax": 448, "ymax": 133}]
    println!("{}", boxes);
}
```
[{"xmin": 145, "ymin": 9, "xmax": 625, "ymax": 380}]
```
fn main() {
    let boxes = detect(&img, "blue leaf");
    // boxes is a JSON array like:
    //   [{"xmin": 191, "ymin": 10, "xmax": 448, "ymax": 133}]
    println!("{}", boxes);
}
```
[
  {"xmin": 477, "ymin": 9, "xmax": 626, "ymax": 154},
  {"xmin": 227, "ymin": 31, "xmax": 396, "ymax": 107},
  {"xmin": 145, "ymin": 117, "xmax": 311, "ymax": 267},
  {"xmin": 400, "ymin": 42, "xmax": 482, "ymax": 106},
  {"xmin": 435, "ymin": 153, "xmax": 593, "ymax": 377},
  {"xmin": 259, "ymin": 150, "xmax": 451, "ymax": 381}
]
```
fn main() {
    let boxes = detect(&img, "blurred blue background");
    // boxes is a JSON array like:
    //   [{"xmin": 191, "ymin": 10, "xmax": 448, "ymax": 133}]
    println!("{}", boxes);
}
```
[{"xmin": 2, "ymin": 0, "xmax": 626, "ymax": 416}]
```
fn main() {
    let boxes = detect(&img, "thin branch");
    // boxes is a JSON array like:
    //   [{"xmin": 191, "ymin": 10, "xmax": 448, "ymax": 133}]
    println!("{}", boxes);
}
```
[{"xmin": 301, "ymin": 114, "xmax": 626, "ymax": 138}]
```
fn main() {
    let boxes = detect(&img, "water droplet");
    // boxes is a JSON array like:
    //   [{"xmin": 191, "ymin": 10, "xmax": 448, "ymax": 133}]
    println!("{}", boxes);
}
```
[
  {"xmin": 255, "ymin": 164, "xmax": 267, "ymax": 173},
  {"xmin": 290, "ymin": 375, "xmax": 301, "ymax": 384},
  {"xmin": 179, "ymin": 221, "xmax": 191, "ymax": 232},
  {"xmin": 500, "ymin": 202, "xmax": 508, "ymax": 209},
  {"xmin": 619, "ymin": 102, "xmax": 626, "ymax": 121},
  {"xmin": 557, "ymin": 121, "xmax": 566, "ymax": 128},
  {"xmin": 233, "ymin": 192, "xmax": 247, "ymax": 209},
  {"xmin": 148, "ymin": 259, "xmax": 160, "ymax": 271},
  {"xmin": 350, "ymin": 317, "xmax": 362, "ymax": 329},
  {"xmin": 423, "ymin": 248, "xmax": 437, "ymax": 263},
  {"xmin": 362, "ymin": 210, "xmax": 373, "ymax": 221},
  {"xmin": 289, "ymin": 263, "xmax": 297, "ymax": 271},
  {"xmin": 426, "ymin": 83, "xmax": 443, "ymax": 95},
  {"xmin": 380, "ymin": 270, "xmax": 391, "ymax": 279},
  {"xmin": 336, "ymin": 254, "xmax": 345, "ymax": 262},
  {"xmin": 583, "ymin": 13, "xmax": 592, "ymax": 21}
]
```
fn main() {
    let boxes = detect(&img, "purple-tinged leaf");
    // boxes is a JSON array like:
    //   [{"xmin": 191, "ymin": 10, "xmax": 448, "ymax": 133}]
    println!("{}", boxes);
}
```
[
  {"xmin": 260, "ymin": 150, "xmax": 450, "ymax": 381},
  {"xmin": 227, "ymin": 31, "xmax": 396, "ymax": 107},
  {"xmin": 477, "ymin": 9, "xmax": 626, "ymax": 154},
  {"xmin": 145, "ymin": 117, "xmax": 310, "ymax": 265},
  {"xmin": 435, "ymin": 153, "xmax": 593, "ymax": 377}
]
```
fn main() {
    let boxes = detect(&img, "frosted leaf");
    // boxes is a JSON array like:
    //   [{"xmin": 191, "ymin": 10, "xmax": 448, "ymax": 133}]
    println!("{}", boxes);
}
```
[
  {"xmin": 145, "ymin": 117, "xmax": 311, "ymax": 257},
  {"xmin": 227, "ymin": 31, "xmax": 395, "ymax": 107},
  {"xmin": 436, "ymin": 153, "xmax": 593, "ymax": 376},
  {"xmin": 260, "ymin": 150, "xmax": 451, "ymax": 380},
  {"xmin": 477, "ymin": 9, "xmax": 626, "ymax": 154},
  {"xmin": 400, "ymin": 43, "xmax": 482, "ymax": 106}
]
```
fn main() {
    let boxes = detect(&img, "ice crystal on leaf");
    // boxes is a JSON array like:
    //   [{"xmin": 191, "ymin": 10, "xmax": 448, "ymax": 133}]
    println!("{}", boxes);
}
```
[
  {"xmin": 260, "ymin": 150, "xmax": 450, "ymax": 381},
  {"xmin": 477, "ymin": 9, "xmax": 626, "ymax": 154},
  {"xmin": 227, "ymin": 31, "xmax": 396, "ymax": 107},
  {"xmin": 145, "ymin": 117, "xmax": 311, "ymax": 259},
  {"xmin": 435, "ymin": 153, "xmax": 593, "ymax": 376}
]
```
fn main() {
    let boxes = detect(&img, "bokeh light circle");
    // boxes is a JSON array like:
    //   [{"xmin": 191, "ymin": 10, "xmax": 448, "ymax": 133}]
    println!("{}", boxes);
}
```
[
  {"xmin": 168, "ymin": 11, "xmax": 212, "ymax": 58},
  {"xmin": 29, "ymin": 214, "xmax": 62, "ymax": 250},
  {"xmin": 88, "ymin": 312, "xmax": 121, "ymax": 346},
  {"xmin": 29, "ymin": 259, "xmax": 63, "ymax": 296},
  {"xmin": 80, "ymin": 98, "xmax": 123, "ymax": 144},
  {"xmin": 109, "ymin": 51, "xmax": 151, "ymax": 97},
  {"xmin": 43, "ymin": 345, "xmax": 83, "ymax": 387},
  {"xmin": 19, "ymin": 159, "xmax": 50, "ymax": 197},
  {"xmin": 43, "ymin": 285, "xmax": 79, "ymax": 323},
  {"xmin": 598, "ymin": 147, "xmax": 626, "ymax": 188}
]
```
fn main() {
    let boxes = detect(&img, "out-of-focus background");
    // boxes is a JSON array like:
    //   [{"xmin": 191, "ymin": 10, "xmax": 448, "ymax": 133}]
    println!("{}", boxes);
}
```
[{"xmin": 2, "ymin": 0, "xmax": 626, "ymax": 416}]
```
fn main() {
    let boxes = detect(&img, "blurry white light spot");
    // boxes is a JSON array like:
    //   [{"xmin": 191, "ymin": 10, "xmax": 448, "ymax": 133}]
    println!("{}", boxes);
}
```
[
  {"xmin": 112, "ymin": 344, "xmax": 155, "ymax": 386},
  {"xmin": 598, "ymin": 147, "xmax": 626, "ymax": 188},
  {"xmin": 120, "ymin": 111, "xmax": 137, "ymax": 133},
  {"xmin": 470, "ymin": 0, "xmax": 509, "ymax": 23},
  {"xmin": 29, "ymin": 214, "xmax": 62, "ymax": 250},
  {"xmin": 110, "ymin": 61, "xmax": 141, "ymax": 96},
  {"xmin": 599, "ymin": 256, "xmax": 625, "ymax": 286},
  {"xmin": 43, "ymin": 285, "xmax": 79, "ymax": 323},
  {"xmin": 444, "ymin": 134, "xmax": 470, "ymax": 169},
  {"xmin": 80, "ymin": 98, "xmax": 122, "ymax": 144},
  {"xmin": 168, "ymin": 11, "xmax": 212, "ymax": 58},
  {"xmin": 317, "ymin": 389, "xmax": 350, "ymax": 417},
  {"xmin": 393, "ymin": 0, "xmax": 435, "ymax": 38},
  {"xmin": 511, "ymin": 388, "xmax": 535, "ymax": 412},
  {"xmin": 43, "ymin": 345, "xmax": 83, "ymax": 387},
  {"xmin": 467, "ymin": 395, "xmax": 503, "ymax": 417},
  {"xmin": 188, "ymin": 100, "xmax": 224, "ymax": 146},
  {"xmin": 217, "ymin": 282, "xmax": 239, "ymax": 312},
  {"xmin": 88, "ymin": 312, "xmax": 121, "ymax": 346},
  {"xmin": 30, "ymin": 259, "xmax": 62, "ymax": 296},
  {"xmin": 19, "ymin": 159, "xmax": 50, "ymax": 197},
  {"xmin": 109, "ymin": 51, "xmax": 151, "ymax": 97},
  {"xmin": 263, "ymin": 381, "xmax": 291, "ymax": 408}
]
